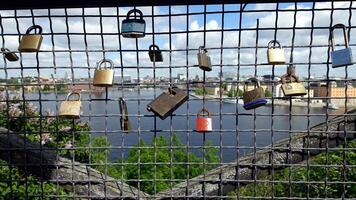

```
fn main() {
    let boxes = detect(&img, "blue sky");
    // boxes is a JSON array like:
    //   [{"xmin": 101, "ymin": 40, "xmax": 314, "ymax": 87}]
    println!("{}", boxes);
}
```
[{"xmin": 0, "ymin": 1, "xmax": 355, "ymax": 80}]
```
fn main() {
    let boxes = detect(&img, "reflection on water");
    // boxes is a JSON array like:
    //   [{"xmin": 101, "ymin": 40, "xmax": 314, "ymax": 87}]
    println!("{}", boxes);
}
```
[{"xmin": 25, "ymin": 89, "xmax": 338, "ymax": 162}]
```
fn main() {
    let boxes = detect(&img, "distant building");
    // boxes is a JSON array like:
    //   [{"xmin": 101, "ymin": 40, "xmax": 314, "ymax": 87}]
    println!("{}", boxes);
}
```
[
  {"xmin": 177, "ymin": 73, "xmax": 186, "ymax": 81},
  {"xmin": 114, "ymin": 75, "xmax": 132, "ymax": 84}
]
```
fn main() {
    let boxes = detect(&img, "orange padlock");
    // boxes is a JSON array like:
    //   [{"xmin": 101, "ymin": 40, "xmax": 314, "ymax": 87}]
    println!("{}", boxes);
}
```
[{"xmin": 196, "ymin": 108, "xmax": 212, "ymax": 132}]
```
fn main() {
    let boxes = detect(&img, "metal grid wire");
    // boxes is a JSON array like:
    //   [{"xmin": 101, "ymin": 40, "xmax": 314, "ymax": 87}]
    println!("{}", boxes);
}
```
[{"xmin": 0, "ymin": 1, "xmax": 355, "ymax": 199}]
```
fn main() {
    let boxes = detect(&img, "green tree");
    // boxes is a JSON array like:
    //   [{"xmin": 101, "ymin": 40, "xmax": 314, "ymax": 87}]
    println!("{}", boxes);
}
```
[
  {"xmin": 195, "ymin": 88, "xmax": 208, "ymax": 95},
  {"xmin": 265, "ymin": 89, "xmax": 273, "ymax": 97},
  {"xmin": 227, "ymin": 89, "xmax": 243, "ymax": 97}
]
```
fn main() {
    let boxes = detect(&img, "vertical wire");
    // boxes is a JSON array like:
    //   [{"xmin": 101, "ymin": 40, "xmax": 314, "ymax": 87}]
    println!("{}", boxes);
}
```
[
  {"xmin": 29, "ymin": 8, "xmax": 45, "ymax": 199},
  {"xmin": 98, "ymin": 7, "xmax": 109, "ymax": 197},
  {"xmin": 271, "ymin": 2, "xmax": 280, "ymax": 198},
  {"xmin": 63, "ymin": 7, "xmax": 76, "ymax": 197},
  {"xmin": 252, "ymin": 18, "xmax": 259, "ymax": 197},
  {"xmin": 202, "ymin": 4, "xmax": 207, "ymax": 197},
  {"xmin": 324, "ymin": 2, "xmax": 334, "ymax": 198},
  {"xmin": 306, "ymin": 2, "xmax": 316, "ymax": 199},
  {"xmin": 81, "ymin": 7, "xmax": 93, "ymax": 198},
  {"xmin": 0, "ymin": 12, "xmax": 14, "ymax": 200},
  {"xmin": 13, "ymin": 9, "xmax": 30, "ymax": 199},
  {"xmin": 235, "ymin": 4, "xmax": 244, "ymax": 199},
  {"xmin": 185, "ymin": 4, "xmax": 191, "ymax": 198},
  {"xmin": 218, "ymin": 4, "xmax": 225, "ymax": 196},
  {"xmin": 168, "ymin": 5, "xmax": 174, "ymax": 196}
]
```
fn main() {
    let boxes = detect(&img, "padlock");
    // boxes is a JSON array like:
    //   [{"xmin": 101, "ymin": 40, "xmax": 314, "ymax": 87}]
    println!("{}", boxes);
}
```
[
  {"xmin": 196, "ymin": 108, "xmax": 212, "ymax": 132},
  {"xmin": 280, "ymin": 65, "xmax": 306, "ymax": 96},
  {"xmin": 119, "ymin": 98, "xmax": 131, "ymax": 132},
  {"xmin": 243, "ymin": 78, "xmax": 267, "ymax": 110},
  {"xmin": 148, "ymin": 44, "xmax": 163, "ymax": 62},
  {"xmin": 330, "ymin": 23, "xmax": 353, "ymax": 68},
  {"xmin": 18, "ymin": 25, "xmax": 43, "ymax": 52},
  {"xmin": 1, "ymin": 48, "xmax": 18, "ymax": 61},
  {"xmin": 93, "ymin": 59, "xmax": 115, "ymax": 87},
  {"xmin": 121, "ymin": 9, "xmax": 146, "ymax": 38},
  {"xmin": 59, "ymin": 92, "xmax": 82, "ymax": 119},
  {"xmin": 147, "ymin": 87, "xmax": 188, "ymax": 120},
  {"xmin": 267, "ymin": 40, "xmax": 286, "ymax": 65},
  {"xmin": 197, "ymin": 46, "xmax": 212, "ymax": 71}
]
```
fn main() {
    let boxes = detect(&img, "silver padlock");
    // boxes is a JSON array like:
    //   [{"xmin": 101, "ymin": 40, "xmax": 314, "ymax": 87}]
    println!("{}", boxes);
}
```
[
  {"xmin": 330, "ymin": 23, "xmax": 353, "ymax": 68},
  {"xmin": 197, "ymin": 46, "xmax": 212, "ymax": 71},
  {"xmin": 267, "ymin": 40, "xmax": 286, "ymax": 65}
]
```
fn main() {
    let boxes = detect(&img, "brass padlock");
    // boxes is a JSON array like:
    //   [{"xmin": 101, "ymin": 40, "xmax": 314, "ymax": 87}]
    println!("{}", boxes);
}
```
[
  {"xmin": 121, "ymin": 9, "xmax": 146, "ymax": 38},
  {"xmin": 1, "ymin": 48, "xmax": 18, "ymax": 61},
  {"xmin": 197, "ymin": 46, "xmax": 212, "ymax": 71},
  {"xmin": 281, "ymin": 65, "xmax": 306, "ymax": 97},
  {"xmin": 59, "ymin": 92, "xmax": 82, "ymax": 119},
  {"xmin": 330, "ymin": 23, "xmax": 353, "ymax": 68},
  {"xmin": 149, "ymin": 44, "xmax": 163, "ymax": 62},
  {"xmin": 243, "ymin": 78, "xmax": 267, "ymax": 110},
  {"xmin": 18, "ymin": 25, "xmax": 43, "ymax": 52},
  {"xmin": 93, "ymin": 59, "xmax": 115, "ymax": 87},
  {"xmin": 119, "ymin": 98, "xmax": 131, "ymax": 132},
  {"xmin": 147, "ymin": 87, "xmax": 188, "ymax": 120},
  {"xmin": 267, "ymin": 40, "xmax": 286, "ymax": 65}
]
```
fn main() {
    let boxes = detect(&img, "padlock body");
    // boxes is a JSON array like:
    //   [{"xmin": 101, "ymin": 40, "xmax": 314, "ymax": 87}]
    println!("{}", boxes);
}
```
[
  {"xmin": 243, "ymin": 87, "xmax": 267, "ymax": 110},
  {"xmin": 4, "ymin": 52, "xmax": 18, "ymax": 61},
  {"xmin": 121, "ymin": 19, "xmax": 146, "ymax": 38},
  {"xmin": 149, "ymin": 50, "xmax": 163, "ymax": 62},
  {"xmin": 267, "ymin": 48, "xmax": 286, "ymax": 64},
  {"xmin": 196, "ymin": 117, "xmax": 212, "ymax": 132},
  {"xmin": 197, "ymin": 53, "xmax": 212, "ymax": 71},
  {"xmin": 281, "ymin": 82, "xmax": 307, "ymax": 96},
  {"xmin": 331, "ymin": 48, "xmax": 353, "ymax": 68},
  {"xmin": 147, "ymin": 88, "xmax": 188, "ymax": 120},
  {"xmin": 93, "ymin": 69, "xmax": 114, "ymax": 86},
  {"xmin": 59, "ymin": 101, "xmax": 81, "ymax": 119},
  {"xmin": 120, "ymin": 117, "xmax": 132, "ymax": 132},
  {"xmin": 18, "ymin": 35, "xmax": 43, "ymax": 52}
]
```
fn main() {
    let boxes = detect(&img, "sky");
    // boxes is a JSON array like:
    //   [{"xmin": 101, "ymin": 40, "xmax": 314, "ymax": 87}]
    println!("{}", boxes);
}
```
[{"xmin": 0, "ymin": 1, "xmax": 355, "ymax": 80}]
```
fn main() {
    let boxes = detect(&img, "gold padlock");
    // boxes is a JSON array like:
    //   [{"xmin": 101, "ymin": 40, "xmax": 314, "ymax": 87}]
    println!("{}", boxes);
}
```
[
  {"xmin": 93, "ymin": 59, "xmax": 115, "ymax": 87},
  {"xmin": 243, "ymin": 78, "xmax": 267, "ymax": 110},
  {"xmin": 59, "ymin": 92, "xmax": 82, "ymax": 119},
  {"xmin": 119, "ymin": 98, "xmax": 131, "ymax": 132},
  {"xmin": 18, "ymin": 25, "xmax": 43, "ymax": 52},
  {"xmin": 197, "ymin": 46, "xmax": 212, "ymax": 71},
  {"xmin": 267, "ymin": 40, "xmax": 286, "ymax": 65},
  {"xmin": 1, "ymin": 48, "xmax": 19, "ymax": 61},
  {"xmin": 280, "ymin": 65, "xmax": 306, "ymax": 97}
]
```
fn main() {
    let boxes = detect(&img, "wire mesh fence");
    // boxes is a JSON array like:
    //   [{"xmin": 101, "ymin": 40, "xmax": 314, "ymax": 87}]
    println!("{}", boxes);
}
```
[{"xmin": 0, "ymin": 1, "xmax": 355, "ymax": 199}]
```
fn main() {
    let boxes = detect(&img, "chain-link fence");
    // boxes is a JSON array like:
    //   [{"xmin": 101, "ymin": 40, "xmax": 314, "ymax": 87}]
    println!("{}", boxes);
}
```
[{"xmin": 0, "ymin": 1, "xmax": 355, "ymax": 199}]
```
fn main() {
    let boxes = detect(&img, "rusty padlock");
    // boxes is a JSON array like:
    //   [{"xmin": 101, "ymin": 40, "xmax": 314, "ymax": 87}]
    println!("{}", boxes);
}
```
[
  {"xmin": 59, "ymin": 92, "xmax": 82, "ymax": 119},
  {"xmin": 93, "ymin": 59, "xmax": 115, "ymax": 87},
  {"xmin": 267, "ymin": 40, "xmax": 286, "ymax": 65},
  {"xmin": 196, "ymin": 108, "xmax": 212, "ymax": 132},
  {"xmin": 330, "ymin": 23, "xmax": 353, "ymax": 68},
  {"xmin": 121, "ymin": 9, "xmax": 146, "ymax": 38},
  {"xmin": 147, "ymin": 87, "xmax": 188, "ymax": 120},
  {"xmin": 280, "ymin": 65, "xmax": 306, "ymax": 96},
  {"xmin": 243, "ymin": 78, "xmax": 267, "ymax": 110},
  {"xmin": 197, "ymin": 46, "xmax": 212, "ymax": 71},
  {"xmin": 18, "ymin": 25, "xmax": 43, "ymax": 52},
  {"xmin": 119, "ymin": 98, "xmax": 131, "ymax": 132},
  {"xmin": 1, "ymin": 48, "xmax": 18, "ymax": 61},
  {"xmin": 149, "ymin": 44, "xmax": 163, "ymax": 62}
]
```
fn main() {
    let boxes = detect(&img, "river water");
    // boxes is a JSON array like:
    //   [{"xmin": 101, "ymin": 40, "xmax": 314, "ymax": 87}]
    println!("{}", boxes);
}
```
[{"xmin": 24, "ymin": 89, "xmax": 338, "ymax": 162}]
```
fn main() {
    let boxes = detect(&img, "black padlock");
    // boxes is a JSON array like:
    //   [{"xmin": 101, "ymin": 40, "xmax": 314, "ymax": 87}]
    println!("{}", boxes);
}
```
[
  {"xmin": 148, "ymin": 44, "xmax": 163, "ymax": 62},
  {"xmin": 1, "ymin": 48, "xmax": 19, "ymax": 61},
  {"xmin": 147, "ymin": 87, "xmax": 188, "ymax": 120},
  {"xmin": 121, "ymin": 9, "xmax": 146, "ymax": 38}
]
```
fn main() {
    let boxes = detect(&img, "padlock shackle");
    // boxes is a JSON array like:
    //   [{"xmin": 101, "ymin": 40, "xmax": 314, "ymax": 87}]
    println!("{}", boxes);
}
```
[
  {"xmin": 330, "ymin": 23, "xmax": 349, "ymax": 50},
  {"xmin": 119, "ymin": 98, "xmax": 129, "ymax": 120},
  {"xmin": 280, "ymin": 74, "xmax": 299, "ymax": 84},
  {"xmin": 197, "ymin": 108, "xmax": 211, "ymax": 118},
  {"xmin": 243, "ymin": 77, "xmax": 261, "ymax": 92},
  {"xmin": 97, "ymin": 58, "xmax": 114, "ymax": 70},
  {"xmin": 149, "ymin": 44, "xmax": 160, "ymax": 51},
  {"xmin": 199, "ymin": 46, "xmax": 208, "ymax": 54},
  {"xmin": 267, "ymin": 40, "xmax": 282, "ymax": 49},
  {"xmin": 126, "ymin": 9, "xmax": 143, "ymax": 20},
  {"xmin": 65, "ymin": 92, "xmax": 81, "ymax": 101},
  {"xmin": 25, "ymin": 25, "xmax": 43, "ymax": 35},
  {"xmin": 1, "ymin": 48, "xmax": 10, "ymax": 52}
]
